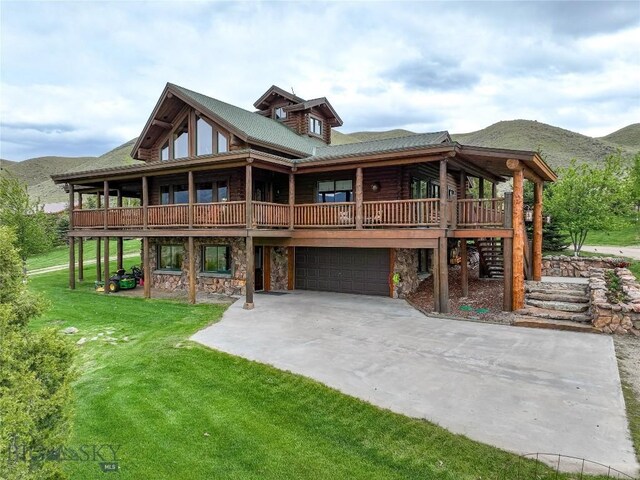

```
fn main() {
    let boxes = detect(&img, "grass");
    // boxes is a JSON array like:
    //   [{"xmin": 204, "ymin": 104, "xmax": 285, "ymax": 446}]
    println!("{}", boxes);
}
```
[
  {"xmin": 27, "ymin": 239, "xmax": 141, "ymax": 270},
  {"xmin": 584, "ymin": 218, "xmax": 640, "ymax": 247},
  {"xmin": 26, "ymin": 266, "xmax": 616, "ymax": 479},
  {"xmin": 622, "ymin": 381, "xmax": 640, "ymax": 460}
]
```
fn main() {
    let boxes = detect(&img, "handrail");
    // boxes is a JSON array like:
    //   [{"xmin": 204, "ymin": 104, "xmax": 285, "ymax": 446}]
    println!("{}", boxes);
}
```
[
  {"xmin": 362, "ymin": 198, "xmax": 440, "ymax": 227},
  {"xmin": 458, "ymin": 198, "xmax": 505, "ymax": 227},
  {"xmin": 294, "ymin": 202, "xmax": 355, "ymax": 228},
  {"xmin": 252, "ymin": 201, "xmax": 289, "ymax": 228}
]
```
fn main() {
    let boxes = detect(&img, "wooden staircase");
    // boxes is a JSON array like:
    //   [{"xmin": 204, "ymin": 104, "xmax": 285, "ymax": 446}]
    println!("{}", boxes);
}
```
[
  {"xmin": 513, "ymin": 280, "xmax": 597, "ymax": 332},
  {"xmin": 475, "ymin": 238, "xmax": 504, "ymax": 278}
]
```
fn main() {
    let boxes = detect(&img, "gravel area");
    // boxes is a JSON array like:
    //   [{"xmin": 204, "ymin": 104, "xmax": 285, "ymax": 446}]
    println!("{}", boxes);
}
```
[
  {"xmin": 407, "ymin": 266, "xmax": 513, "ymax": 325},
  {"xmin": 615, "ymin": 335, "xmax": 640, "ymax": 398}
]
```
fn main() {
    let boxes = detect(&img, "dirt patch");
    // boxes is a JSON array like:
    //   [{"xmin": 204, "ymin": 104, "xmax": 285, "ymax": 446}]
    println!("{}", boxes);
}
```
[
  {"xmin": 407, "ymin": 266, "xmax": 513, "ymax": 325},
  {"xmin": 615, "ymin": 335, "xmax": 640, "ymax": 398}
]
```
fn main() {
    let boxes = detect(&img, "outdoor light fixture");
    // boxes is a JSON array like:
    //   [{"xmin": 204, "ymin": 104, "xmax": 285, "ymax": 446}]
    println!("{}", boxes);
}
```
[{"xmin": 371, "ymin": 182, "xmax": 381, "ymax": 192}]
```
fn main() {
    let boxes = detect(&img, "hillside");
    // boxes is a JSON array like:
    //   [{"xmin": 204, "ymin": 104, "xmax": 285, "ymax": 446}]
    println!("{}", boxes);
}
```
[
  {"xmin": 599, "ymin": 123, "xmax": 640, "ymax": 149},
  {"xmin": 3, "ymin": 121, "xmax": 638, "ymax": 205}
]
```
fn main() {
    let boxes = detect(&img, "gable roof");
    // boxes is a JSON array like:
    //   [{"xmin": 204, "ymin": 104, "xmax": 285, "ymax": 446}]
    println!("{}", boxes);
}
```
[
  {"xmin": 285, "ymin": 97, "xmax": 343, "ymax": 127},
  {"xmin": 253, "ymin": 85, "xmax": 305, "ymax": 110},
  {"xmin": 297, "ymin": 131, "xmax": 452, "ymax": 162},
  {"xmin": 131, "ymin": 83, "xmax": 326, "ymax": 160}
]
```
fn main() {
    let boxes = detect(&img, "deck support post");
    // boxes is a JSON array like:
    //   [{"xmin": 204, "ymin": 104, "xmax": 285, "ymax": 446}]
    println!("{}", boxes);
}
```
[
  {"xmin": 264, "ymin": 247, "xmax": 271, "ymax": 292},
  {"xmin": 77, "ymin": 193, "xmax": 83, "ymax": 281},
  {"xmin": 143, "ymin": 237, "xmax": 151, "ymax": 299},
  {"xmin": 432, "ymin": 245, "xmax": 440, "ymax": 312},
  {"xmin": 355, "ymin": 167, "xmax": 363, "ymax": 229},
  {"xmin": 287, "ymin": 247, "xmax": 294, "ymax": 290},
  {"xmin": 116, "ymin": 191, "xmax": 123, "ymax": 270},
  {"xmin": 288, "ymin": 173, "xmax": 295, "ymax": 230},
  {"xmin": 68, "ymin": 184, "xmax": 75, "ymax": 289},
  {"xmin": 438, "ymin": 236, "xmax": 449, "ymax": 313},
  {"xmin": 96, "ymin": 193, "xmax": 102, "ymax": 282},
  {"xmin": 188, "ymin": 170, "xmax": 194, "ymax": 229},
  {"xmin": 491, "ymin": 182, "xmax": 497, "ymax": 198},
  {"xmin": 246, "ymin": 163, "xmax": 253, "ymax": 229},
  {"xmin": 188, "ymin": 237, "xmax": 196, "ymax": 304},
  {"xmin": 244, "ymin": 236, "xmax": 254, "ymax": 309},
  {"xmin": 103, "ymin": 236, "xmax": 110, "ymax": 295},
  {"xmin": 478, "ymin": 177, "xmax": 484, "ymax": 198},
  {"xmin": 460, "ymin": 239, "xmax": 468, "ymax": 297},
  {"xmin": 503, "ymin": 237, "xmax": 513, "ymax": 311},
  {"xmin": 439, "ymin": 159, "xmax": 448, "ymax": 229},
  {"xmin": 507, "ymin": 159, "xmax": 525, "ymax": 310},
  {"xmin": 532, "ymin": 181, "xmax": 543, "ymax": 281}
]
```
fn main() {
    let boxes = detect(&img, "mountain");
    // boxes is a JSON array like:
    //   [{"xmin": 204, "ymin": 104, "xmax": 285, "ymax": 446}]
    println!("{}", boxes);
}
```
[{"xmin": 2, "ymin": 121, "xmax": 638, "ymax": 205}]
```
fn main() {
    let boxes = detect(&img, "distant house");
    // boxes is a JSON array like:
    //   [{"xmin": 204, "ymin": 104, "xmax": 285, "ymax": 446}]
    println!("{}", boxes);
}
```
[{"xmin": 52, "ymin": 83, "xmax": 556, "ymax": 312}]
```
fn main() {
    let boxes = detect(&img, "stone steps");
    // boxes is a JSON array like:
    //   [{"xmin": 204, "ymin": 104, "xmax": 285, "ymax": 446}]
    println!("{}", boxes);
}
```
[
  {"xmin": 513, "ymin": 317, "xmax": 600, "ymax": 333},
  {"xmin": 525, "ymin": 298, "xmax": 589, "ymax": 312},
  {"xmin": 515, "ymin": 305, "xmax": 592, "ymax": 323},
  {"xmin": 527, "ymin": 291, "xmax": 589, "ymax": 303}
]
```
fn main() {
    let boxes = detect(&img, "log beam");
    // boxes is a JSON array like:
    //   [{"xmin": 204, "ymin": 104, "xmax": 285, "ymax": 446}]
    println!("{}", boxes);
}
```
[
  {"xmin": 438, "ymin": 236, "xmax": 449, "ymax": 313},
  {"xmin": 439, "ymin": 158, "xmax": 448, "ymax": 229},
  {"xmin": 510, "ymin": 162, "xmax": 525, "ymax": 310},
  {"xmin": 287, "ymin": 247, "xmax": 295, "ymax": 290},
  {"xmin": 432, "ymin": 245, "xmax": 440, "ymax": 312},
  {"xmin": 103, "ymin": 237, "xmax": 110, "ymax": 295},
  {"xmin": 246, "ymin": 164, "xmax": 253, "ymax": 229},
  {"xmin": 288, "ymin": 173, "xmax": 295, "ymax": 230},
  {"xmin": 355, "ymin": 167, "xmax": 363, "ymax": 229},
  {"xmin": 142, "ymin": 176, "xmax": 149, "ymax": 229}
]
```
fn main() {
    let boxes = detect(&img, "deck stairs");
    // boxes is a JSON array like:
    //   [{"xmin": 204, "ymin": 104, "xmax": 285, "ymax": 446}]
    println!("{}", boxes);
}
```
[
  {"xmin": 474, "ymin": 238, "xmax": 504, "ymax": 278},
  {"xmin": 513, "ymin": 280, "xmax": 597, "ymax": 332}
]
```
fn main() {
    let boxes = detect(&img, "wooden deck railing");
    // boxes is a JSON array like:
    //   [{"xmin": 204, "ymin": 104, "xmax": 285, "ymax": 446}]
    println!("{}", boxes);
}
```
[
  {"xmin": 71, "ymin": 198, "xmax": 508, "ymax": 230},
  {"xmin": 252, "ymin": 201, "xmax": 289, "ymax": 228},
  {"xmin": 148, "ymin": 204, "xmax": 189, "ymax": 227},
  {"xmin": 457, "ymin": 198, "xmax": 505, "ymax": 227},
  {"xmin": 363, "ymin": 199, "xmax": 440, "ymax": 227},
  {"xmin": 194, "ymin": 201, "xmax": 245, "ymax": 227},
  {"xmin": 294, "ymin": 202, "xmax": 355, "ymax": 228},
  {"xmin": 73, "ymin": 209, "xmax": 104, "ymax": 228},
  {"xmin": 107, "ymin": 207, "xmax": 143, "ymax": 228}
]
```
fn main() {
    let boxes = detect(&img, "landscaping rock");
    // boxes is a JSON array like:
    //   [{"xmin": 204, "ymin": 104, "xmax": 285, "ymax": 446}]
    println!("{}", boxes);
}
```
[
  {"xmin": 76, "ymin": 337, "xmax": 87, "ymax": 345},
  {"xmin": 61, "ymin": 327, "xmax": 78, "ymax": 334}
]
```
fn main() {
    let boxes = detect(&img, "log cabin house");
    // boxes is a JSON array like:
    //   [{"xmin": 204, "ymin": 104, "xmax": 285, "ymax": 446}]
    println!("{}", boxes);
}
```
[{"xmin": 52, "ymin": 83, "xmax": 557, "ymax": 312}]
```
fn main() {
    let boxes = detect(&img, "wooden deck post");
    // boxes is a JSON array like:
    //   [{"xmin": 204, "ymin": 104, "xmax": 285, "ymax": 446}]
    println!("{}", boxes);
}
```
[
  {"xmin": 432, "ymin": 245, "xmax": 440, "ymax": 312},
  {"xmin": 103, "ymin": 181, "xmax": 109, "ymax": 229},
  {"xmin": 503, "ymin": 237, "xmax": 513, "ymax": 311},
  {"xmin": 103, "ymin": 236, "xmax": 110, "ymax": 295},
  {"xmin": 491, "ymin": 182, "xmax": 497, "ymax": 198},
  {"xmin": 77, "ymin": 193, "xmax": 83, "ymax": 281},
  {"xmin": 532, "ymin": 181, "xmax": 543, "ymax": 281},
  {"xmin": 244, "ymin": 236, "xmax": 254, "ymax": 309},
  {"xmin": 460, "ymin": 239, "xmax": 468, "ymax": 297},
  {"xmin": 188, "ymin": 237, "xmax": 196, "ymax": 304},
  {"xmin": 439, "ymin": 158, "xmax": 448, "ymax": 229},
  {"xmin": 288, "ymin": 172, "xmax": 295, "ymax": 230},
  {"xmin": 96, "ymin": 193, "xmax": 102, "ymax": 282},
  {"xmin": 438, "ymin": 236, "xmax": 449, "ymax": 313},
  {"xmin": 188, "ymin": 170, "xmax": 194, "ymax": 229},
  {"xmin": 355, "ymin": 167, "xmax": 363, "ymax": 229},
  {"xmin": 143, "ymin": 237, "xmax": 151, "ymax": 299},
  {"xmin": 246, "ymin": 163, "xmax": 253, "ymax": 229},
  {"xmin": 142, "ymin": 176, "xmax": 149, "ymax": 229},
  {"xmin": 507, "ymin": 159, "xmax": 525, "ymax": 310},
  {"xmin": 68, "ymin": 184, "xmax": 75, "ymax": 289},
  {"xmin": 287, "ymin": 247, "xmax": 295, "ymax": 290}
]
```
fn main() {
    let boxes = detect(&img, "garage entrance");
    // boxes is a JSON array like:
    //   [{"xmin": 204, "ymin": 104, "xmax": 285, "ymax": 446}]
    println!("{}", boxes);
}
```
[{"xmin": 295, "ymin": 247, "xmax": 390, "ymax": 296}]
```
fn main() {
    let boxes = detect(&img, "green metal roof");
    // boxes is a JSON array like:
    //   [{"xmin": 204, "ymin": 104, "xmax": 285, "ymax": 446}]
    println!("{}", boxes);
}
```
[
  {"xmin": 170, "ymin": 84, "xmax": 326, "ymax": 157},
  {"xmin": 296, "ymin": 131, "xmax": 452, "ymax": 162}
]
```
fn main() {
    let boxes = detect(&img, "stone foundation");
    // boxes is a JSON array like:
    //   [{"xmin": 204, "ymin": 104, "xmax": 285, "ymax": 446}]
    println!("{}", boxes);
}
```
[
  {"xmin": 270, "ymin": 247, "xmax": 288, "ymax": 290},
  {"xmin": 542, "ymin": 255, "xmax": 629, "ymax": 278},
  {"xmin": 392, "ymin": 249, "xmax": 419, "ymax": 298},
  {"xmin": 589, "ymin": 267, "xmax": 640, "ymax": 335}
]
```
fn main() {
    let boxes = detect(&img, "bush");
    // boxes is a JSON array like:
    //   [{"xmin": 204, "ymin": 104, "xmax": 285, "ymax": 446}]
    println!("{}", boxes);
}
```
[{"xmin": 0, "ymin": 226, "xmax": 75, "ymax": 479}]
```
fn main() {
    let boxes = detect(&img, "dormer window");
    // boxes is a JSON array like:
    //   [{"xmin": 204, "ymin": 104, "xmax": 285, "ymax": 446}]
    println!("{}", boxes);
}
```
[
  {"xmin": 309, "ymin": 116, "xmax": 322, "ymax": 136},
  {"xmin": 274, "ymin": 107, "xmax": 287, "ymax": 120}
]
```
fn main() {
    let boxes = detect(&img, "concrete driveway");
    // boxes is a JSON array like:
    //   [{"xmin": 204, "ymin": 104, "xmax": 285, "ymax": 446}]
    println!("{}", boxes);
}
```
[{"xmin": 191, "ymin": 291, "xmax": 638, "ymax": 476}]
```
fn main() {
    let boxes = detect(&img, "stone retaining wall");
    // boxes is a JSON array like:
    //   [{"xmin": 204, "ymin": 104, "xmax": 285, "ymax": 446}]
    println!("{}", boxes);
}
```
[
  {"xmin": 392, "ymin": 249, "xmax": 419, "ymax": 298},
  {"xmin": 542, "ymin": 255, "xmax": 629, "ymax": 278},
  {"xmin": 270, "ymin": 247, "xmax": 288, "ymax": 290},
  {"xmin": 589, "ymin": 267, "xmax": 640, "ymax": 335}
]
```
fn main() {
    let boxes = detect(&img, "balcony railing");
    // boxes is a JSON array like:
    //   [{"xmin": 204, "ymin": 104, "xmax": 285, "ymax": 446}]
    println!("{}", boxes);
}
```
[{"xmin": 71, "ymin": 197, "xmax": 508, "ymax": 230}]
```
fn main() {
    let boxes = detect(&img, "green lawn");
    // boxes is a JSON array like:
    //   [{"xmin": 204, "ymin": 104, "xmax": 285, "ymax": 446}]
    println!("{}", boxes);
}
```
[
  {"xmin": 27, "ymin": 267, "xmax": 612, "ymax": 479},
  {"xmin": 27, "ymin": 239, "xmax": 141, "ymax": 270},
  {"xmin": 584, "ymin": 218, "xmax": 640, "ymax": 246}
]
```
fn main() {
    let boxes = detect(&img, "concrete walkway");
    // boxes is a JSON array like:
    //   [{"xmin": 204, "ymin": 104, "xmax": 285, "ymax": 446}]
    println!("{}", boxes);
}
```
[
  {"xmin": 192, "ymin": 291, "xmax": 638, "ymax": 476},
  {"xmin": 581, "ymin": 245, "xmax": 640, "ymax": 260}
]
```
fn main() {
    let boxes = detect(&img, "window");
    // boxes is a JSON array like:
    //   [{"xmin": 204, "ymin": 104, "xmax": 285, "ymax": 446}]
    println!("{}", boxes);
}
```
[
  {"xmin": 202, "ymin": 245, "xmax": 231, "ymax": 274},
  {"xmin": 215, "ymin": 180, "xmax": 228, "ymax": 202},
  {"xmin": 196, "ymin": 183, "xmax": 213, "ymax": 203},
  {"xmin": 309, "ymin": 116, "xmax": 322, "ymax": 135},
  {"xmin": 411, "ymin": 178, "xmax": 429, "ymax": 199},
  {"xmin": 317, "ymin": 179, "xmax": 352, "ymax": 203},
  {"xmin": 196, "ymin": 116, "xmax": 213, "ymax": 156},
  {"xmin": 158, "ymin": 245, "xmax": 184, "ymax": 271},
  {"xmin": 430, "ymin": 182, "xmax": 440, "ymax": 199},
  {"xmin": 418, "ymin": 249, "xmax": 432, "ymax": 274},
  {"xmin": 274, "ymin": 107, "xmax": 287, "ymax": 120},
  {"xmin": 160, "ymin": 141, "xmax": 169, "ymax": 161},
  {"xmin": 173, "ymin": 118, "xmax": 189, "ymax": 159},
  {"xmin": 195, "ymin": 180, "xmax": 228, "ymax": 203},
  {"xmin": 174, "ymin": 184, "xmax": 189, "ymax": 204},
  {"xmin": 217, "ymin": 132, "xmax": 228, "ymax": 153},
  {"xmin": 160, "ymin": 185, "xmax": 171, "ymax": 205}
]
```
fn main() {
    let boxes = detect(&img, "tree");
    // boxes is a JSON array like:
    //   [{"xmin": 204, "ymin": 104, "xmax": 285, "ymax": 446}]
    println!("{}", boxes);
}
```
[
  {"xmin": 629, "ymin": 153, "xmax": 640, "ymax": 218},
  {"xmin": 524, "ymin": 182, "xmax": 568, "ymax": 252},
  {"xmin": 0, "ymin": 226, "xmax": 75, "ymax": 479},
  {"xmin": 545, "ymin": 153, "xmax": 632, "ymax": 256},
  {"xmin": 0, "ymin": 175, "xmax": 53, "ymax": 268}
]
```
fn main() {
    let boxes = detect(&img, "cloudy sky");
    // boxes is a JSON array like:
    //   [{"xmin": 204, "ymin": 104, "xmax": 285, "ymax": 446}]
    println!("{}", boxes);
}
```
[{"xmin": 1, "ymin": 1, "xmax": 639, "ymax": 161}]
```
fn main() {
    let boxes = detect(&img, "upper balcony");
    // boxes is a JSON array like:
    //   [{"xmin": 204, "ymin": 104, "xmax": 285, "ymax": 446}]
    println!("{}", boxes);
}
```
[{"xmin": 71, "ymin": 197, "xmax": 508, "ymax": 231}]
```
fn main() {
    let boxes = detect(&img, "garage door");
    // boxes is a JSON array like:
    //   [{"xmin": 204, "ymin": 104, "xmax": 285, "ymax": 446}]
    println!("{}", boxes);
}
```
[{"xmin": 295, "ymin": 247, "xmax": 390, "ymax": 296}]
